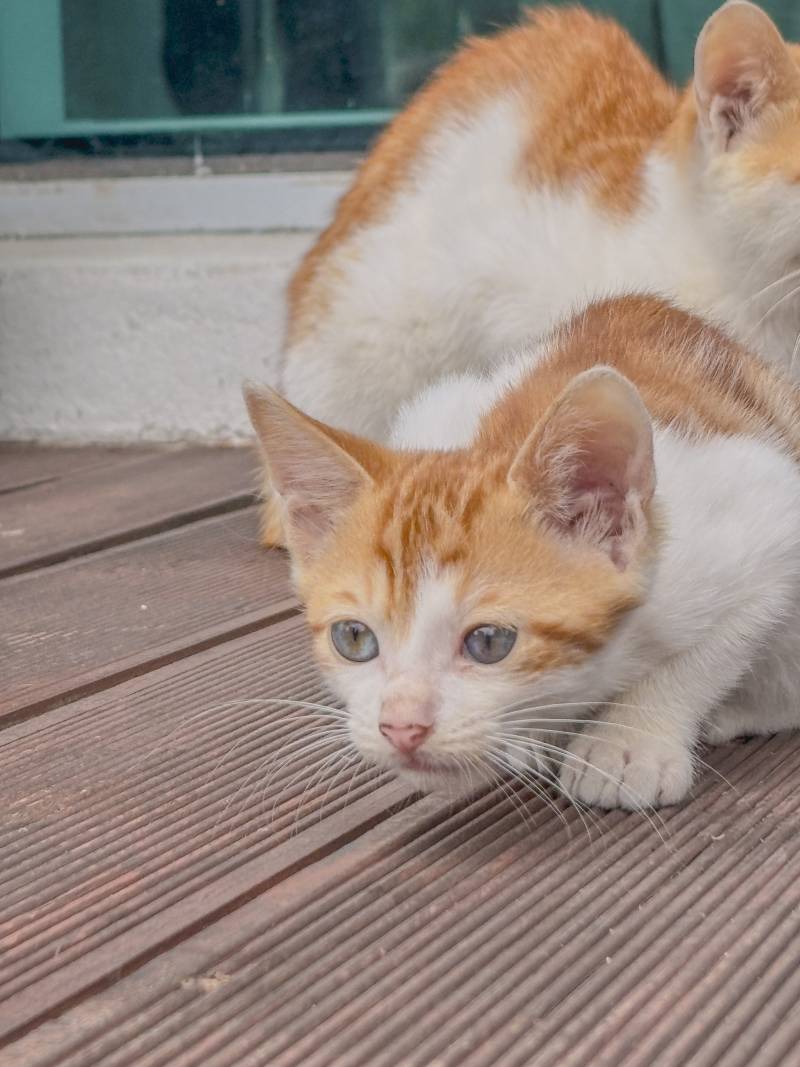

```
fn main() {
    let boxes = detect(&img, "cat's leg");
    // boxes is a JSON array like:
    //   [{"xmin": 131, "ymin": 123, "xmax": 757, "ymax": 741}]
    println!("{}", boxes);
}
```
[
  {"xmin": 559, "ymin": 620, "xmax": 779, "ymax": 810},
  {"xmin": 702, "ymin": 698, "xmax": 791, "ymax": 745},
  {"xmin": 703, "ymin": 609, "xmax": 800, "ymax": 744}
]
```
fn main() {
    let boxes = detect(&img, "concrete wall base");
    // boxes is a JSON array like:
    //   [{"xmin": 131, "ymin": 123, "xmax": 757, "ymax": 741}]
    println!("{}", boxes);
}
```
[{"xmin": 0, "ymin": 232, "xmax": 314, "ymax": 442}]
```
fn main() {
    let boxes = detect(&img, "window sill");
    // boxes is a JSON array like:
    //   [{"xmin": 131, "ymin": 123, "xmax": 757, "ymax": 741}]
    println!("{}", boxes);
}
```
[{"xmin": 0, "ymin": 155, "xmax": 356, "ymax": 237}]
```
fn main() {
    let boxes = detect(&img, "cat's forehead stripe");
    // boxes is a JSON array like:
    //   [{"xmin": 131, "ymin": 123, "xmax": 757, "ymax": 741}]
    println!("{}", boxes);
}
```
[{"xmin": 372, "ymin": 460, "xmax": 496, "ymax": 615}]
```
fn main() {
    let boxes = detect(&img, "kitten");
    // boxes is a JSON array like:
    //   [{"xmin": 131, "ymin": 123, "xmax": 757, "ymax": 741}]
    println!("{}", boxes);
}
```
[
  {"xmin": 280, "ymin": 1, "xmax": 800, "ymax": 451},
  {"xmin": 246, "ymin": 295, "xmax": 800, "ymax": 811}
]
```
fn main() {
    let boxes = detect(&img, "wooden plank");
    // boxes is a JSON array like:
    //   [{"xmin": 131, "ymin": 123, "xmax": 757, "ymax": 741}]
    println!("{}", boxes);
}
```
[
  {"xmin": 1, "ymin": 793, "xmax": 448, "ymax": 1067},
  {"xmin": 0, "ymin": 618, "xmax": 415, "ymax": 1045},
  {"xmin": 0, "ymin": 444, "xmax": 151, "ymax": 494},
  {"xmin": 0, "ymin": 446, "xmax": 259, "ymax": 578},
  {"xmin": 6, "ymin": 733, "xmax": 800, "ymax": 1067},
  {"xmin": 1, "ymin": 509, "xmax": 296, "ymax": 723}
]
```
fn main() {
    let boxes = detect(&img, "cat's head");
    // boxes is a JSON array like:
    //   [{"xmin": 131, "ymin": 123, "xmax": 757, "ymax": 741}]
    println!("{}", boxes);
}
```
[
  {"xmin": 246, "ymin": 368, "xmax": 659, "ymax": 791},
  {"xmin": 680, "ymin": 2, "xmax": 800, "ymax": 280}
]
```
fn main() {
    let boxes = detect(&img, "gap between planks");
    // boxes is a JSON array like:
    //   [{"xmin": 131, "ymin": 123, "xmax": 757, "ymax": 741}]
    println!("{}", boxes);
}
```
[
  {"xmin": 0, "ymin": 492, "xmax": 257, "ymax": 581},
  {"xmin": 0, "ymin": 601, "xmax": 301, "ymax": 732},
  {"xmin": 0, "ymin": 784, "xmax": 419, "ymax": 1049}
]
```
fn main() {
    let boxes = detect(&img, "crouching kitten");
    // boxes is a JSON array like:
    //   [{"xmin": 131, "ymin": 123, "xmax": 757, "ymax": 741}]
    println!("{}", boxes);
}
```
[{"xmin": 246, "ymin": 296, "xmax": 800, "ymax": 811}]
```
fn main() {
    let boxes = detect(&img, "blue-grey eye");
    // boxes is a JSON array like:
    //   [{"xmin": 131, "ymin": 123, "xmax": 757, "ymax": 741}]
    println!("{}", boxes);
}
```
[
  {"xmin": 330, "ymin": 620, "xmax": 379, "ymax": 663},
  {"xmin": 463, "ymin": 625, "xmax": 517, "ymax": 664}
]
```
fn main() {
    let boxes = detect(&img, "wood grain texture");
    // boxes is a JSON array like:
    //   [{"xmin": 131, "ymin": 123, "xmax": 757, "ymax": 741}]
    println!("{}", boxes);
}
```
[
  {"xmin": 0, "ymin": 444, "xmax": 151, "ymax": 494},
  {"xmin": 0, "ymin": 618, "xmax": 412, "ymax": 1045},
  {"xmin": 0, "ymin": 446, "xmax": 260, "ymax": 578},
  {"xmin": 7, "ymin": 444, "xmax": 799, "ymax": 1067},
  {"xmin": 1, "ymin": 509, "xmax": 295, "ymax": 722},
  {"xmin": 6, "ymin": 733, "xmax": 800, "ymax": 1067}
]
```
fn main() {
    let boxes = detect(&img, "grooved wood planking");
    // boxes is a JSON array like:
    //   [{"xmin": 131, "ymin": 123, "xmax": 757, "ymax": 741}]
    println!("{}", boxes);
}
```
[
  {"xmin": 1, "ymin": 508, "xmax": 295, "ymax": 721},
  {"xmin": 0, "ymin": 446, "xmax": 260, "ymax": 577},
  {"xmin": 8, "ymin": 734, "xmax": 800, "ymax": 1067},
  {"xmin": 0, "ymin": 617, "xmax": 412, "ymax": 1044},
  {"xmin": 7, "ymin": 444, "xmax": 800, "ymax": 1067},
  {"xmin": 0, "ymin": 445, "xmax": 159, "ymax": 494}
]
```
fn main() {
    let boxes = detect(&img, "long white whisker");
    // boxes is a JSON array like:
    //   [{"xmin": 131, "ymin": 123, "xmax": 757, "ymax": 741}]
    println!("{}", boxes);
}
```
[
  {"xmin": 269, "ymin": 746, "xmax": 341, "ymax": 828},
  {"xmin": 127, "ymin": 700, "xmax": 348, "ymax": 775},
  {"xmin": 489, "ymin": 746, "xmax": 571, "ymax": 835},
  {"xmin": 790, "ymin": 329, "xmax": 800, "ymax": 375},
  {"xmin": 503, "ymin": 735, "xmax": 669, "ymax": 845},
  {"xmin": 211, "ymin": 729, "xmax": 341, "ymax": 833},
  {"xmin": 219, "ymin": 729, "xmax": 345, "ymax": 831},
  {"xmin": 263, "ymin": 729, "xmax": 346, "ymax": 795},
  {"xmin": 741, "ymin": 267, "xmax": 800, "ymax": 307},
  {"xmin": 491, "ymin": 737, "xmax": 603, "ymax": 846},
  {"xmin": 290, "ymin": 749, "xmax": 346, "ymax": 835},
  {"xmin": 311, "ymin": 749, "xmax": 362, "ymax": 831},
  {"xmin": 499, "ymin": 711, "xmax": 739, "ymax": 796},
  {"xmin": 483, "ymin": 754, "xmax": 538, "ymax": 836},
  {"xmin": 487, "ymin": 746, "xmax": 581, "ymax": 841},
  {"xmin": 208, "ymin": 717, "xmax": 344, "ymax": 781},
  {"xmin": 501, "ymin": 699, "xmax": 738, "ymax": 793},
  {"xmin": 332, "ymin": 752, "xmax": 366, "ymax": 822},
  {"xmin": 753, "ymin": 282, "xmax": 800, "ymax": 330}
]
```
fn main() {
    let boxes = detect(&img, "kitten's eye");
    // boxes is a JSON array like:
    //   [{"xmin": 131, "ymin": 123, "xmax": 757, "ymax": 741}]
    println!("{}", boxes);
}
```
[
  {"xmin": 330, "ymin": 620, "xmax": 379, "ymax": 662},
  {"xmin": 463, "ymin": 625, "xmax": 517, "ymax": 664}
]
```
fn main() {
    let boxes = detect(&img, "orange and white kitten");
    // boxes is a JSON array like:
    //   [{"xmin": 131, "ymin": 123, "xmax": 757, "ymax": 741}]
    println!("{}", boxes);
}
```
[
  {"xmin": 281, "ymin": 1, "xmax": 800, "ymax": 447},
  {"xmin": 247, "ymin": 296, "xmax": 800, "ymax": 811}
]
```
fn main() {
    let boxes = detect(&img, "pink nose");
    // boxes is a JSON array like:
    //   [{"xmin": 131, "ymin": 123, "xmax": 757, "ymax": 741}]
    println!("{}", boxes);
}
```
[{"xmin": 379, "ymin": 723, "xmax": 432, "ymax": 755}]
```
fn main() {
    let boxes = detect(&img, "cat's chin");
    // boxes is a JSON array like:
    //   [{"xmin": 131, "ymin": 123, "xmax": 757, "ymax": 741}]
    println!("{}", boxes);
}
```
[{"xmin": 392, "ymin": 753, "xmax": 489, "ymax": 796}]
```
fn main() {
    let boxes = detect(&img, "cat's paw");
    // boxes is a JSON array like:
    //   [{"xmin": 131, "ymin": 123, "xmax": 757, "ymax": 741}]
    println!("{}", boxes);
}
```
[{"xmin": 558, "ymin": 728, "xmax": 694, "ymax": 810}]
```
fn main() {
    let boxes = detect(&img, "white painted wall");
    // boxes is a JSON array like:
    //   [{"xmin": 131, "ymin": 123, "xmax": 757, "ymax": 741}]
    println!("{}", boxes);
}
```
[
  {"xmin": 0, "ymin": 231, "xmax": 316, "ymax": 442},
  {"xmin": 0, "ymin": 169, "xmax": 357, "ymax": 443}
]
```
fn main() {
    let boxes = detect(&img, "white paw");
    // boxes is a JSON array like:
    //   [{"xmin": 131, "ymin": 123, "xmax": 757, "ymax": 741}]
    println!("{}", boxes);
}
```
[{"xmin": 558, "ymin": 728, "xmax": 694, "ymax": 810}]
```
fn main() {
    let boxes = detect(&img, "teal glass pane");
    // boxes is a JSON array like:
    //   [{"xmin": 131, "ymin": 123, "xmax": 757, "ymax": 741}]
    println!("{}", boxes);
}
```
[
  {"xmin": 0, "ymin": 0, "xmax": 664, "ymax": 141},
  {"xmin": 10, "ymin": 0, "xmax": 785, "ymax": 146},
  {"xmin": 57, "ymin": 0, "xmax": 556, "ymax": 122}
]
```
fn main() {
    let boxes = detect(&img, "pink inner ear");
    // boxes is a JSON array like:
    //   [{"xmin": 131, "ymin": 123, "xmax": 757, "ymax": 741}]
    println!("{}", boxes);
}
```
[
  {"xmin": 564, "ymin": 458, "xmax": 628, "ymax": 540},
  {"xmin": 573, "ymin": 426, "xmax": 639, "ymax": 490},
  {"xmin": 694, "ymin": 2, "xmax": 800, "ymax": 145},
  {"xmin": 551, "ymin": 417, "xmax": 652, "ymax": 563},
  {"xmin": 510, "ymin": 368, "xmax": 655, "ymax": 567}
]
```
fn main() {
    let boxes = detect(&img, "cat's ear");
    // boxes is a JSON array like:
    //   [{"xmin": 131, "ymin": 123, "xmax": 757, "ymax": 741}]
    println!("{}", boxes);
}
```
[
  {"xmin": 508, "ymin": 367, "xmax": 655, "ymax": 570},
  {"xmin": 244, "ymin": 384, "xmax": 374, "ymax": 565},
  {"xmin": 694, "ymin": 1, "xmax": 800, "ymax": 151}
]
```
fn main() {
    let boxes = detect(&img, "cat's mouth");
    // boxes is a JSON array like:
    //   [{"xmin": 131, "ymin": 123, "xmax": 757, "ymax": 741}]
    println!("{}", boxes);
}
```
[
  {"xmin": 393, "ymin": 751, "xmax": 465, "ymax": 778},
  {"xmin": 390, "ymin": 750, "xmax": 493, "ymax": 797}
]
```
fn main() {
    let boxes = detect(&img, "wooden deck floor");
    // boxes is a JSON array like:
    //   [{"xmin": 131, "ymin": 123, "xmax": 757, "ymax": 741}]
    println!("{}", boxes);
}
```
[{"xmin": 3, "ymin": 443, "xmax": 800, "ymax": 1067}]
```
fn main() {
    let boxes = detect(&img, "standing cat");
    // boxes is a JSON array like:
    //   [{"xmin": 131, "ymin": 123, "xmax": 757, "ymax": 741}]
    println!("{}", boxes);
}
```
[
  {"xmin": 246, "ymin": 296, "xmax": 800, "ymax": 811},
  {"xmin": 281, "ymin": 1, "xmax": 800, "ymax": 446}
]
